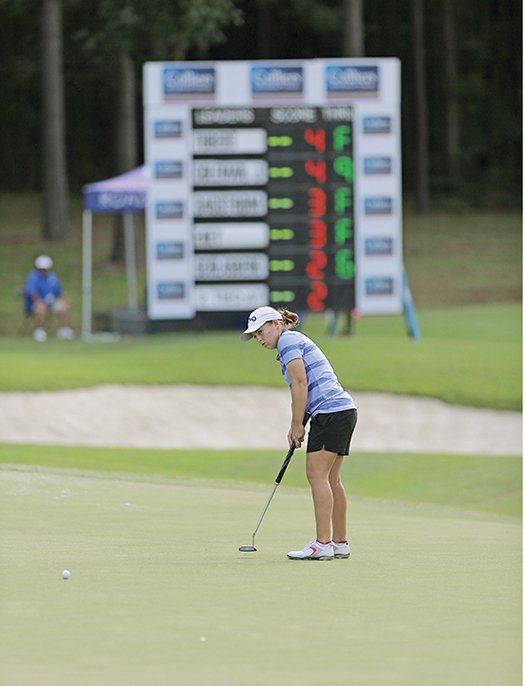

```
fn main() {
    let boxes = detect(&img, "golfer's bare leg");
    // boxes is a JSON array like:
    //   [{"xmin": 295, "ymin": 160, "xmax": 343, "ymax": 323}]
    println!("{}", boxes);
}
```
[
  {"xmin": 329, "ymin": 456, "xmax": 347, "ymax": 543},
  {"xmin": 306, "ymin": 449, "xmax": 338, "ymax": 543}
]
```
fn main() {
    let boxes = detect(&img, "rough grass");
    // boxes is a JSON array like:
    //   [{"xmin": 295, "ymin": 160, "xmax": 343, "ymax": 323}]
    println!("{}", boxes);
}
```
[
  {"xmin": 0, "ymin": 193, "xmax": 521, "ymax": 335},
  {"xmin": 0, "ymin": 302, "xmax": 521, "ymax": 409}
]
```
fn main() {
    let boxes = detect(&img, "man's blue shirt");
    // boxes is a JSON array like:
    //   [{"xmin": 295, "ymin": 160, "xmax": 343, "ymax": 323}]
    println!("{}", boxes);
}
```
[{"xmin": 24, "ymin": 270, "xmax": 63, "ymax": 313}]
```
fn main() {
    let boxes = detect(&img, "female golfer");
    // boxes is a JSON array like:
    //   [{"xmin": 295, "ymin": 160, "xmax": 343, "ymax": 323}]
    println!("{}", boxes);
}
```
[{"xmin": 241, "ymin": 306, "xmax": 357, "ymax": 560}]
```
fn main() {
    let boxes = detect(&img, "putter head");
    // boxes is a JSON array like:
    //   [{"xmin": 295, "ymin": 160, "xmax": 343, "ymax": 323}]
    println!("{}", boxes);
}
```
[{"xmin": 238, "ymin": 545, "xmax": 257, "ymax": 552}]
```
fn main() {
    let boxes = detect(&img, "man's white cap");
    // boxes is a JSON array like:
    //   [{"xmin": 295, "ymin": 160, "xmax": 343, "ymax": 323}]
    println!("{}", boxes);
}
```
[
  {"xmin": 240, "ymin": 306, "xmax": 283, "ymax": 341},
  {"xmin": 35, "ymin": 255, "xmax": 53, "ymax": 270}
]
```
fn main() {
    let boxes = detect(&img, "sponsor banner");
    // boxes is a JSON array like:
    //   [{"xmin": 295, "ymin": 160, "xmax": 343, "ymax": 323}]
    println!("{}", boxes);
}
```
[
  {"xmin": 163, "ymin": 66, "xmax": 215, "ymax": 100},
  {"xmin": 363, "ymin": 156, "xmax": 392, "ymax": 174},
  {"xmin": 154, "ymin": 161, "xmax": 184, "ymax": 179},
  {"xmin": 193, "ymin": 159, "xmax": 268, "ymax": 186},
  {"xmin": 156, "ymin": 241, "xmax": 185, "ymax": 260},
  {"xmin": 192, "ymin": 128, "xmax": 267, "ymax": 154},
  {"xmin": 193, "ymin": 190, "xmax": 267, "ymax": 218},
  {"xmin": 364, "ymin": 237, "xmax": 394, "ymax": 256},
  {"xmin": 364, "ymin": 197, "xmax": 393, "ymax": 215},
  {"xmin": 326, "ymin": 65, "xmax": 379, "ymax": 97},
  {"xmin": 250, "ymin": 66, "xmax": 304, "ymax": 97},
  {"xmin": 156, "ymin": 280, "xmax": 186, "ymax": 300},
  {"xmin": 194, "ymin": 223, "xmax": 269, "ymax": 249},
  {"xmin": 362, "ymin": 115, "xmax": 391, "ymax": 134},
  {"xmin": 155, "ymin": 201, "xmax": 184, "ymax": 219},
  {"xmin": 153, "ymin": 119, "xmax": 183, "ymax": 138},
  {"xmin": 195, "ymin": 283, "xmax": 269, "ymax": 311},
  {"xmin": 194, "ymin": 253, "xmax": 268, "ymax": 281},
  {"xmin": 365, "ymin": 277, "xmax": 394, "ymax": 296}
]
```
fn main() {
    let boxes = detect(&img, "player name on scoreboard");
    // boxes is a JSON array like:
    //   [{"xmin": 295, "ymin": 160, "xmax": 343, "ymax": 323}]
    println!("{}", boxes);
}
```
[
  {"xmin": 193, "ymin": 159, "xmax": 268, "ymax": 186},
  {"xmin": 193, "ymin": 191, "xmax": 267, "ymax": 218}
]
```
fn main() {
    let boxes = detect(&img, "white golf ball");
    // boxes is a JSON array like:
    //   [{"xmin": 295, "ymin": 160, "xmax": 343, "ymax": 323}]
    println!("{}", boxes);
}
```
[
  {"xmin": 61, "ymin": 569, "xmax": 71, "ymax": 580},
  {"xmin": 199, "ymin": 636, "xmax": 207, "ymax": 642}
]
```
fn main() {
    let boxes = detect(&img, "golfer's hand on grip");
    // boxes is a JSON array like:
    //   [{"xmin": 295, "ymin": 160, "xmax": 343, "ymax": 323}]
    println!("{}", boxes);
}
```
[{"xmin": 288, "ymin": 423, "xmax": 305, "ymax": 448}]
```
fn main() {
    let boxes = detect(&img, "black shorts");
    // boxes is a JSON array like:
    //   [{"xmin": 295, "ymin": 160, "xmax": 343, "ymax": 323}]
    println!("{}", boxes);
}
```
[{"xmin": 306, "ymin": 409, "xmax": 358, "ymax": 456}]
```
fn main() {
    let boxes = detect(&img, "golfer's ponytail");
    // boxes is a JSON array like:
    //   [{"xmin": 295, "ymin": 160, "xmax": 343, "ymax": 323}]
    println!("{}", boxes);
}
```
[{"xmin": 279, "ymin": 309, "xmax": 300, "ymax": 329}]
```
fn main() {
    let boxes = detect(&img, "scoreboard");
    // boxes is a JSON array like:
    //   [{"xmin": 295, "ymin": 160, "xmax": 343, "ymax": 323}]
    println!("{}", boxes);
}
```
[
  {"xmin": 192, "ymin": 105, "xmax": 354, "ymax": 313},
  {"xmin": 144, "ymin": 59, "xmax": 402, "ymax": 319}
]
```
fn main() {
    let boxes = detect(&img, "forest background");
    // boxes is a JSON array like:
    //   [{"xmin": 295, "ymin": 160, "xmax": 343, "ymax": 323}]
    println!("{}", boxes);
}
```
[{"xmin": 0, "ymin": 0, "xmax": 521, "ymax": 247}]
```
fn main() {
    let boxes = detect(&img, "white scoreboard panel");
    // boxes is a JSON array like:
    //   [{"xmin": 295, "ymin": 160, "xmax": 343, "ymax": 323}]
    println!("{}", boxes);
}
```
[{"xmin": 144, "ymin": 59, "xmax": 402, "ymax": 319}]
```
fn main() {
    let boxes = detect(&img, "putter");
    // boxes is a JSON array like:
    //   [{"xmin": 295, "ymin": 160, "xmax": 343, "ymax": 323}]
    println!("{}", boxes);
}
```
[{"xmin": 238, "ymin": 442, "xmax": 297, "ymax": 553}]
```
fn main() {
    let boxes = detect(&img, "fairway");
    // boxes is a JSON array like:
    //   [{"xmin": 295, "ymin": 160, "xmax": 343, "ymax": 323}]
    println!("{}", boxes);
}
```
[{"xmin": 2, "ymin": 466, "xmax": 520, "ymax": 686}]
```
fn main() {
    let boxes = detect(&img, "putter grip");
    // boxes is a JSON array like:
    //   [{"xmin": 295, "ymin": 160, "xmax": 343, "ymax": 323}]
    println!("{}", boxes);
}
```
[{"xmin": 274, "ymin": 444, "xmax": 296, "ymax": 485}]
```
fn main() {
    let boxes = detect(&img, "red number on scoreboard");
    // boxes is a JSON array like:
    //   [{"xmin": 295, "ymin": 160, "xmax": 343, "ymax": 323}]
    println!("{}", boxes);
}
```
[
  {"xmin": 308, "ymin": 220, "xmax": 327, "ymax": 248},
  {"xmin": 306, "ymin": 250, "xmax": 327, "ymax": 280},
  {"xmin": 308, "ymin": 188, "xmax": 326, "ymax": 218},
  {"xmin": 304, "ymin": 159, "xmax": 326, "ymax": 184},
  {"xmin": 307, "ymin": 281, "xmax": 328, "ymax": 311},
  {"xmin": 304, "ymin": 128, "xmax": 326, "ymax": 153}
]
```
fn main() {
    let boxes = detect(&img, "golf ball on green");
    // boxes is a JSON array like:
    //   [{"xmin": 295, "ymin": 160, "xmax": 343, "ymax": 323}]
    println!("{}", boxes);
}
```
[{"xmin": 62, "ymin": 570, "xmax": 71, "ymax": 580}]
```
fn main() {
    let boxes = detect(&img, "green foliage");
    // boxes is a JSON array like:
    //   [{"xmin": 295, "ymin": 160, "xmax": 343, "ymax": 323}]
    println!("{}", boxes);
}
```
[
  {"xmin": 0, "ymin": 0, "xmax": 521, "ymax": 206},
  {"xmin": 71, "ymin": 0, "xmax": 243, "ymax": 61}
]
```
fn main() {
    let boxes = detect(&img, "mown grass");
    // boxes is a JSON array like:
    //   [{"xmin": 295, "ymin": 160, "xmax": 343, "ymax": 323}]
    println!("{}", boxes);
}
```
[
  {"xmin": 0, "ymin": 444, "xmax": 520, "ymax": 518},
  {"xmin": 2, "ymin": 467, "xmax": 520, "ymax": 686}
]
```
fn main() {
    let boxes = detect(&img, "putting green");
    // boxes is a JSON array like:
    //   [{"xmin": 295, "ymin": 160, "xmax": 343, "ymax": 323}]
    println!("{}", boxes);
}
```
[{"xmin": 1, "ymin": 467, "xmax": 521, "ymax": 686}]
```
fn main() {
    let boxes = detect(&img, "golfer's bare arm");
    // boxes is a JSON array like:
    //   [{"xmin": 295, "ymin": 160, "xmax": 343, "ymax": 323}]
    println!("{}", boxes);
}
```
[{"xmin": 286, "ymin": 358, "xmax": 308, "ymax": 447}]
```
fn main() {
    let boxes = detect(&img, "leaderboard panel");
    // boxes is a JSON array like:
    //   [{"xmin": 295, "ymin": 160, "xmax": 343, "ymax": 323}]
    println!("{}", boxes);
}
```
[{"xmin": 191, "ymin": 105, "xmax": 354, "ymax": 313}]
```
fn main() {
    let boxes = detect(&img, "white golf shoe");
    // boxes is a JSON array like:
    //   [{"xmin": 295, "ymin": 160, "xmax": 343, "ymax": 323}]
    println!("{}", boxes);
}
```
[
  {"xmin": 287, "ymin": 540, "xmax": 334, "ymax": 561},
  {"xmin": 33, "ymin": 328, "xmax": 47, "ymax": 342},
  {"xmin": 57, "ymin": 327, "xmax": 75, "ymax": 340},
  {"xmin": 332, "ymin": 541, "xmax": 351, "ymax": 559}
]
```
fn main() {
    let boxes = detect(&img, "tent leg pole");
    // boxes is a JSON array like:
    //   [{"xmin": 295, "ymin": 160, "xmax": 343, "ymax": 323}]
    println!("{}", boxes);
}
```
[
  {"xmin": 82, "ymin": 210, "xmax": 93, "ymax": 339},
  {"xmin": 124, "ymin": 212, "xmax": 138, "ymax": 310}
]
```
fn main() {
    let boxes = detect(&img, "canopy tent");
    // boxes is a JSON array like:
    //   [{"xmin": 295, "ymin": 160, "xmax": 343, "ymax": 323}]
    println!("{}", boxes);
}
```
[{"xmin": 81, "ymin": 166, "xmax": 148, "ymax": 339}]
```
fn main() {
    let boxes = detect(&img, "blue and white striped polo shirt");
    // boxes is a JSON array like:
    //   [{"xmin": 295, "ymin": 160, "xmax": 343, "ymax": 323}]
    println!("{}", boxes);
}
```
[{"xmin": 276, "ymin": 330, "xmax": 355, "ymax": 416}]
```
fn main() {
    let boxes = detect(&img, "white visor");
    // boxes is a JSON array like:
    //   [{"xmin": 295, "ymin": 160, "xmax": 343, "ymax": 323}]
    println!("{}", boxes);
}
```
[{"xmin": 240, "ymin": 306, "xmax": 283, "ymax": 341}]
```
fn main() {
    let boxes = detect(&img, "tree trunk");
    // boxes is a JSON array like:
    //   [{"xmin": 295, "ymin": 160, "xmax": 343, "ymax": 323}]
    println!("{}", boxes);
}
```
[
  {"xmin": 341, "ymin": 0, "xmax": 364, "ymax": 57},
  {"xmin": 41, "ymin": 0, "xmax": 69, "ymax": 239},
  {"xmin": 256, "ymin": 0, "xmax": 272, "ymax": 58},
  {"xmin": 110, "ymin": 50, "xmax": 137, "ymax": 263},
  {"xmin": 411, "ymin": 0, "xmax": 429, "ymax": 212},
  {"xmin": 443, "ymin": 0, "xmax": 460, "ymax": 189}
]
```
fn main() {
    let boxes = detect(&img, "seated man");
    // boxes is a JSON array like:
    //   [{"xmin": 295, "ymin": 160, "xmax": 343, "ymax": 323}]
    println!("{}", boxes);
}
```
[{"xmin": 24, "ymin": 255, "xmax": 74, "ymax": 341}]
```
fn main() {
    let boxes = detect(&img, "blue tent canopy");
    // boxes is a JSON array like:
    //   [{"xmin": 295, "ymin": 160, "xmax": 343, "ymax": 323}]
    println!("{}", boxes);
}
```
[
  {"xmin": 82, "ymin": 165, "xmax": 148, "ymax": 213},
  {"xmin": 82, "ymin": 166, "xmax": 149, "ymax": 338}
]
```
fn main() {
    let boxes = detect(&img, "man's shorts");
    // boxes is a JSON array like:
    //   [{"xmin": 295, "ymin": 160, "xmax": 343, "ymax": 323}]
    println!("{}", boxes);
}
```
[{"xmin": 306, "ymin": 409, "xmax": 358, "ymax": 456}]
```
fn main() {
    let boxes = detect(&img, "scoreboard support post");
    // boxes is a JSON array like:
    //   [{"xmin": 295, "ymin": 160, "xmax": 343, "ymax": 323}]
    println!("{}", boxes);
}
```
[{"xmin": 402, "ymin": 268, "xmax": 422, "ymax": 341}]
